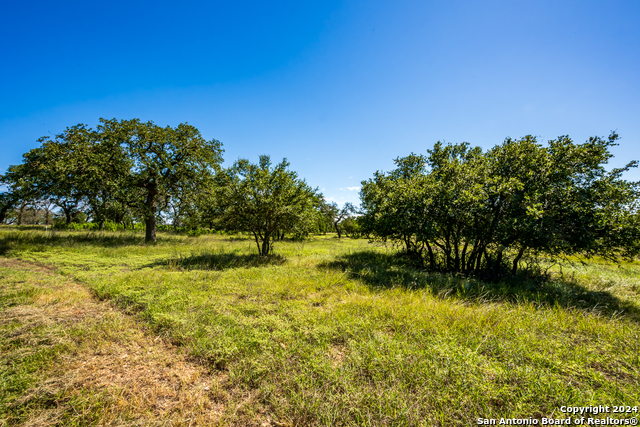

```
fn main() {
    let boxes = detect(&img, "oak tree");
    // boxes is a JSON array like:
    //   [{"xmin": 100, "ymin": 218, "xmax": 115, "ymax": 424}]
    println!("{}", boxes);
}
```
[{"xmin": 99, "ymin": 119, "xmax": 223, "ymax": 242}]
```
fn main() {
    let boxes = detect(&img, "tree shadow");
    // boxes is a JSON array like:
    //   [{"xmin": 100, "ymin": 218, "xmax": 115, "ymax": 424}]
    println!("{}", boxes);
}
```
[
  {"xmin": 318, "ymin": 250, "xmax": 640, "ymax": 322},
  {"xmin": 57, "ymin": 232, "xmax": 146, "ymax": 247},
  {"xmin": 147, "ymin": 252, "xmax": 287, "ymax": 271},
  {"xmin": 0, "ymin": 240, "xmax": 10, "ymax": 256}
]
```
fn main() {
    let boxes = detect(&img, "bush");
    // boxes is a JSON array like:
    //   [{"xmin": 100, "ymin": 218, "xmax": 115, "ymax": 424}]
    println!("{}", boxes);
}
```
[{"xmin": 360, "ymin": 133, "xmax": 640, "ymax": 275}]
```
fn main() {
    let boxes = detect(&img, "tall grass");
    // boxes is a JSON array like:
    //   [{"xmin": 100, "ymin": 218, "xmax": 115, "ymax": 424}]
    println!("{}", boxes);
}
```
[{"xmin": 1, "ymin": 226, "xmax": 639, "ymax": 426}]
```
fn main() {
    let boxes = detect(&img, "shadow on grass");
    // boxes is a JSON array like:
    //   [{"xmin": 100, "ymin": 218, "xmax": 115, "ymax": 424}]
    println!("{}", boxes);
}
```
[
  {"xmin": 148, "ymin": 252, "xmax": 287, "ymax": 271},
  {"xmin": 318, "ymin": 250, "xmax": 640, "ymax": 322}
]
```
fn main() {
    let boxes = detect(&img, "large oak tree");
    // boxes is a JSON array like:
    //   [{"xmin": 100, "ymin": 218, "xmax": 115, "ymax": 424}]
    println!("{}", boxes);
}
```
[
  {"xmin": 99, "ymin": 119, "xmax": 224, "ymax": 242},
  {"xmin": 2, "ymin": 119, "xmax": 223, "ymax": 241}
]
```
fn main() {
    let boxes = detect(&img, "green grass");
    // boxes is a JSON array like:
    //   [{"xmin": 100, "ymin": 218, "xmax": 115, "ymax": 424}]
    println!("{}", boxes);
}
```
[
  {"xmin": 0, "ymin": 254, "xmax": 226, "ymax": 426},
  {"xmin": 1, "ymin": 227, "xmax": 639, "ymax": 426}
]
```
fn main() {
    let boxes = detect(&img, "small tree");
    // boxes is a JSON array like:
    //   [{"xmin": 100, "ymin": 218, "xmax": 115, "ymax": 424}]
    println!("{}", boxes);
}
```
[
  {"xmin": 212, "ymin": 156, "xmax": 319, "ymax": 255},
  {"xmin": 321, "ymin": 201, "xmax": 356, "ymax": 238},
  {"xmin": 340, "ymin": 216, "xmax": 362, "ymax": 238}
]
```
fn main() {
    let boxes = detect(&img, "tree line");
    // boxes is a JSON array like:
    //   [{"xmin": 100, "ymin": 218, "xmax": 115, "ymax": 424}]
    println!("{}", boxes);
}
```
[
  {"xmin": 0, "ymin": 119, "xmax": 354, "ymax": 253},
  {"xmin": 1, "ymin": 119, "xmax": 639, "ymax": 272}
]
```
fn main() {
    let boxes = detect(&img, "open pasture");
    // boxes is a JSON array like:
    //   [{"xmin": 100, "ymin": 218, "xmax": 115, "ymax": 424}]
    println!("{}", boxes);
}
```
[{"xmin": 1, "ymin": 228, "xmax": 639, "ymax": 426}]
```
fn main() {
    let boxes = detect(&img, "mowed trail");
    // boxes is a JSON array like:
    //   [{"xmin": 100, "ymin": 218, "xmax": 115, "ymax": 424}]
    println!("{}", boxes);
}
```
[{"xmin": 0, "ymin": 258, "xmax": 240, "ymax": 426}]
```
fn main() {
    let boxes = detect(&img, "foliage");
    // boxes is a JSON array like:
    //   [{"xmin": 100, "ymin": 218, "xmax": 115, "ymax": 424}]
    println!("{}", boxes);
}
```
[
  {"xmin": 3, "ymin": 126, "xmax": 97, "ymax": 224},
  {"xmin": 360, "ymin": 133, "xmax": 640, "ymax": 275},
  {"xmin": 0, "ymin": 188, "xmax": 19, "ymax": 225},
  {"xmin": 211, "ymin": 155, "xmax": 320, "ymax": 255},
  {"xmin": 98, "ymin": 119, "xmax": 223, "ymax": 243},
  {"xmin": 339, "ymin": 216, "xmax": 362, "ymax": 238},
  {"xmin": 52, "ymin": 219, "xmax": 130, "ymax": 231},
  {"xmin": 1, "ymin": 123, "xmax": 133, "ymax": 227},
  {"xmin": 1, "ymin": 119, "xmax": 223, "ymax": 242},
  {"xmin": 320, "ymin": 201, "xmax": 356, "ymax": 238},
  {"xmin": 4, "ymin": 124, "xmax": 639, "ymax": 261}
]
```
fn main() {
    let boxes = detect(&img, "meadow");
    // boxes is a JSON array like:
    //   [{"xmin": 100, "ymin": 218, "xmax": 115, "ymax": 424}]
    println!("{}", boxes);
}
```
[{"xmin": 1, "ymin": 227, "xmax": 639, "ymax": 426}]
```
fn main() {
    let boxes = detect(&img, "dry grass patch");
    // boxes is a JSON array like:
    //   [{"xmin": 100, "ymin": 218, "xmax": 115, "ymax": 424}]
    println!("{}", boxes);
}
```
[
  {"xmin": 327, "ymin": 345, "xmax": 347, "ymax": 368},
  {"xmin": 0, "ymin": 258, "xmax": 241, "ymax": 426}
]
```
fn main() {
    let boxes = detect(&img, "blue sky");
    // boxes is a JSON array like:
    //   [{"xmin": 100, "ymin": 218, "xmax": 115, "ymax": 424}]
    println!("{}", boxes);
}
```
[{"xmin": 1, "ymin": 0, "xmax": 639, "ymax": 206}]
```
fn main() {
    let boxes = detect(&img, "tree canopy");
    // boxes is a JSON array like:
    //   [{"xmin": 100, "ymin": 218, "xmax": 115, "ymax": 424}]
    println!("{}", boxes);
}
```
[
  {"xmin": 211, "ymin": 155, "xmax": 320, "ymax": 255},
  {"xmin": 360, "ymin": 133, "xmax": 640, "ymax": 275},
  {"xmin": 3, "ymin": 123, "xmax": 639, "ymax": 273},
  {"xmin": 98, "ymin": 119, "xmax": 223, "ymax": 242},
  {"xmin": 1, "ymin": 119, "xmax": 223, "ymax": 242}
]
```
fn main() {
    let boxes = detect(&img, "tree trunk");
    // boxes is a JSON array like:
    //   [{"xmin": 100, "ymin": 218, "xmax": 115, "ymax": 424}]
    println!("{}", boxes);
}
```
[
  {"xmin": 145, "ymin": 215, "xmax": 156, "ymax": 242},
  {"xmin": 495, "ymin": 245, "xmax": 505, "ymax": 273},
  {"xmin": 460, "ymin": 240, "xmax": 469, "ymax": 271},
  {"xmin": 474, "ymin": 245, "xmax": 484, "ymax": 272},
  {"xmin": 261, "ymin": 233, "xmax": 271, "ymax": 256},
  {"xmin": 425, "ymin": 241, "xmax": 436, "ymax": 270},
  {"xmin": 483, "ymin": 247, "xmax": 491, "ymax": 271},
  {"xmin": 453, "ymin": 239, "xmax": 460, "ymax": 271},
  {"xmin": 444, "ymin": 246, "xmax": 452, "ymax": 270},
  {"xmin": 144, "ymin": 189, "xmax": 157, "ymax": 243},
  {"xmin": 17, "ymin": 202, "xmax": 27, "ymax": 225},
  {"xmin": 443, "ymin": 229, "xmax": 453, "ymax": 270},
  {"xmin": 253, "ymin": 232, "xmax": 261, "ymax": 254},
  {"xmin": 467, "ymin": 250, "xmax": 476, "ymax": 274},
  {"xmin": 64, "ymin": 209, "xmax": 72, "ymax": 225},
  {"xmin": 334, "ymin": 221, "xmax": 341, "ymax": 238},
  {"xmin": 511, "ymin": 247, "xmax": 525, "ymax": 274},
  {"xmin": 403, "ymin": 235, "xmax": 412, "ymax": 254}
]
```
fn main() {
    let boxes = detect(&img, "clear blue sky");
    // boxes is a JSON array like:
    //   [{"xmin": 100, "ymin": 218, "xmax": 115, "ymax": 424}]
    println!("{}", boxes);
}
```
[{"xmin": 2, "ymin": 0, "xmax": 639, "ymax": 206}]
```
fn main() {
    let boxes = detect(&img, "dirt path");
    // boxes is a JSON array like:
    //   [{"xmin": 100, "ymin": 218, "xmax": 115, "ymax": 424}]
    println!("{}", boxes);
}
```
[{"xmin": 0, "ymin": 258, "xmax": 232, "ymax": 426}]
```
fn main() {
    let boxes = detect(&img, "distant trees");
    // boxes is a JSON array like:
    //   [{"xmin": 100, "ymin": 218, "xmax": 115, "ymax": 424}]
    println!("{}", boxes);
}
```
[
  {"xmin": 339, "ymin": 216, "xmax": 362, "ymax": 238},
  {"xmin": 7, "ymin": 125, "xmax": 96, "ymax": 225},
  {"xmin": 321, "ymin": 201, "xmax": 356, "ymax": 238},
  {"xmin": 211, "ymin": 156, "xmax": 320, "ymax": 255},
  {"xmin": 360, "ymin": 133, "xmax": 640, "ymax": 274}
]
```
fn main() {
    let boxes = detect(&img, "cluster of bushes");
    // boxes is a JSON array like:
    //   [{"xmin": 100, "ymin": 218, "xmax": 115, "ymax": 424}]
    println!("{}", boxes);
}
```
[
  {"xmin": 340, "ymin": 216, "xmax": 363, "ymax": 238},
  {"xmin": 360, "ymin": 133, "xmax": 640, "ymax": 275}
]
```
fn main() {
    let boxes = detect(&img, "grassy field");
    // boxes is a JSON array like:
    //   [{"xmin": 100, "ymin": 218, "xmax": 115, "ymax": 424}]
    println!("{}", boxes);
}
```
[{"xmin": 1, "ymin": 227, "xmax": 639, "ymax": 426}]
